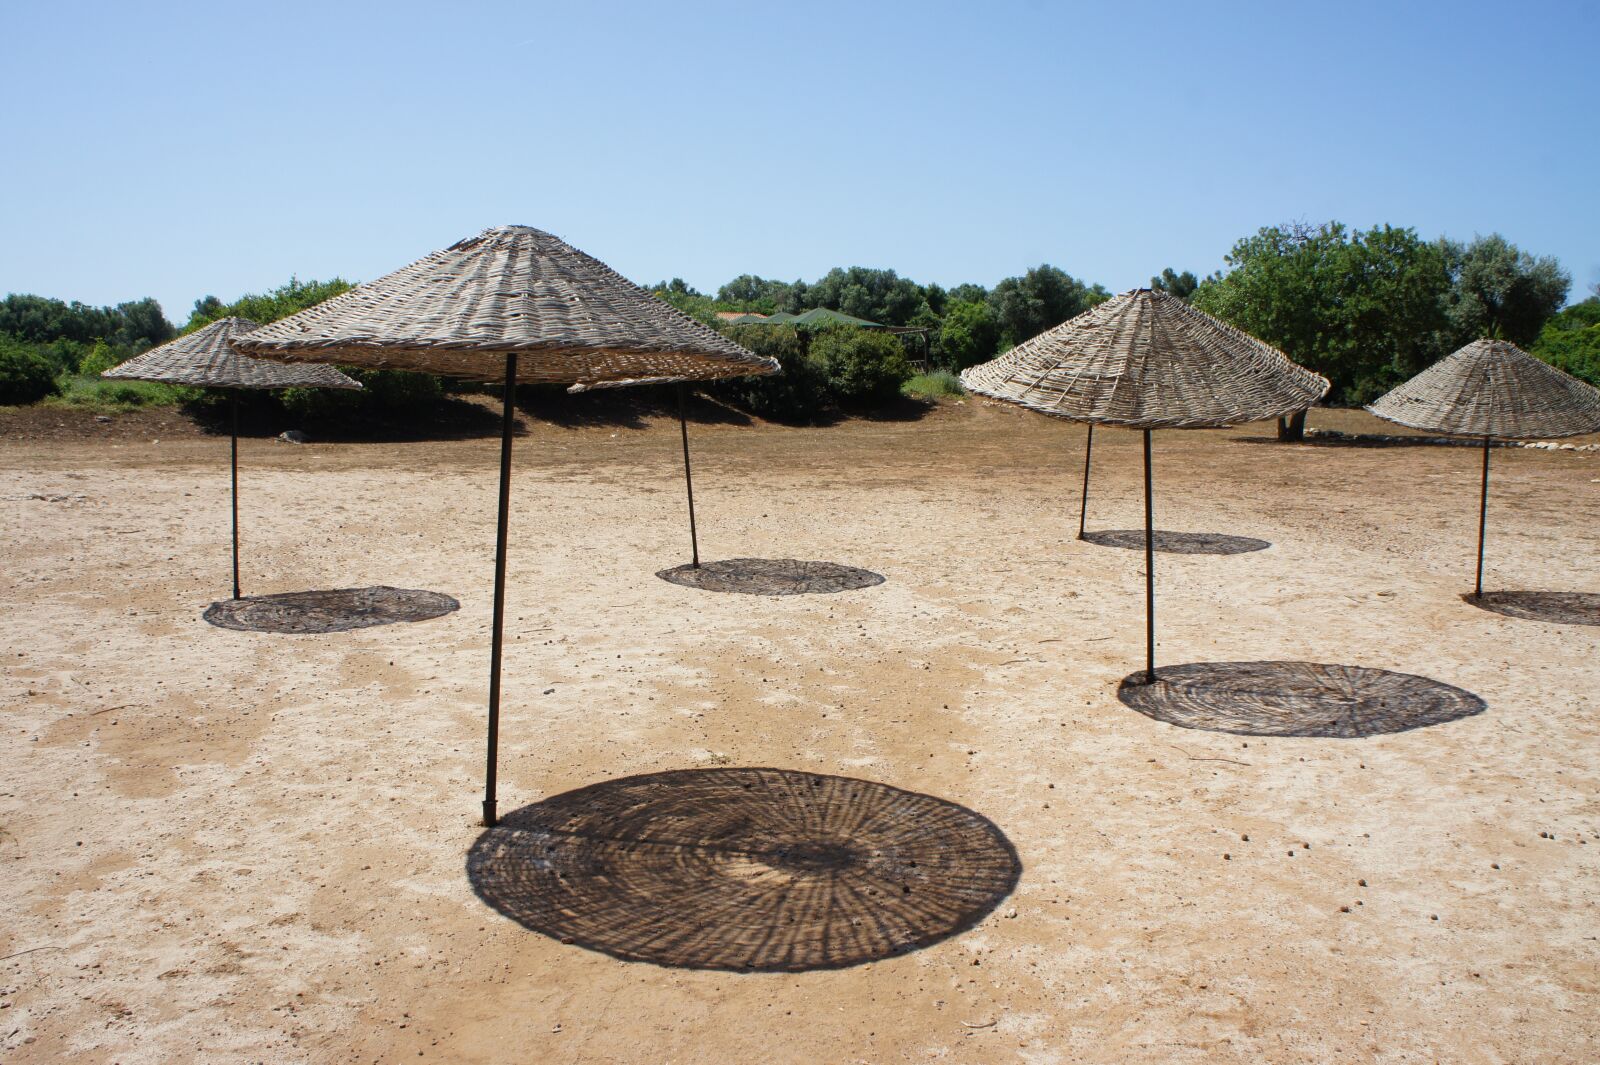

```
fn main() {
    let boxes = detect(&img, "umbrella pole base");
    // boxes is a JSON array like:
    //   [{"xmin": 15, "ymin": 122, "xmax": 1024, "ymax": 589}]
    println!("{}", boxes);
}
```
[{"xmin": 482, "ymin": 799, "xmax": 497, "ymax": 827}]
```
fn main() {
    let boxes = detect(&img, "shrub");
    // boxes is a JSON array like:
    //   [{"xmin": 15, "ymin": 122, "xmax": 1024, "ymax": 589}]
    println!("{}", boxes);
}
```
[
  {"xmin": 902, "ymin": 370, "xmax": 965, "ymax": 399},
  {"xmin": 710, "ymin": 324, "xmax": 831, "ymax": 423},
  {"xmin": 280, "ymin": 368, "xmax": 443, "ymax": 421},
  {"xmin": 0, "ymin": 338, "xmax": 59, "ymax": 405},
  {"xmin": 809, "ymin": 326, "xmax": 913, "ymax": 406},
  {"xmin": 77, "ymin": 340, "xmax": 120, "ymax": 376},
  {"xmin": 47, "ymin": 375, "xmax": 187, "ymax": 410}
]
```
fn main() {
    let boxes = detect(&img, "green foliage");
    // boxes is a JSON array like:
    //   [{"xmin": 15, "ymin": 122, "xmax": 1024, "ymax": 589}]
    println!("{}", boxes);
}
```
[
  {"xmin": 798, "ymin": 267, "xmax": 926, "ymax": 326},
  {"xmin": 47, "ymin": 375, "xmax": 189, "ymax": 411},
  {"xmin": 186, "ymin": 277, "xmax": 356, "ymax": 329},
  {"xmin": 280, "ymin": 369, "xmax": 443, "ymax": 421},
  {"xmin": 1192, "ymin": 222, "xmax": 1453, "ymax": 403},
  {"xmin": 0, "ymin": 337, "xmax": 59, "ymax": 405},
  {"xmin": 1441, "ymin": 234, "xmax": 1570, "ymax": 346},
  {"xmin": 0, "ymin": 293, "xmax": 174, "ymax": 351},
  {"xmin": 902, "ymin": 370, "xmax": 965, "ymax": 399},
  {"xmin": 709, "ymin": 324, "xmax": 830, "ymax": 423},
  {"xmin": 78, "ymin": 340, "xmax": 120, "ymax": 377},
  {"xmin": 1150, "ymin": 267, "xmax": 1199, "ymax": 300},
  {"xmin": 716, "ymin": 274, "xmax": 797, "ymax": 313},
  {"xmin": 1531, "ymin": 297, "xmax": 1600, "ymax": 388},
  {"xmin": 647, "ymin": 280, "xmax": 726, "ymax": 326},
  {"xmin": 987, "ymin": 265, "xmax": 1108, "ymax": 347},
  {"xmin": 809, "ymin": 326, "xmax": 913, "ymax": 406},
  {"xmin": 936, "ymin": 299, "xmax": 1001, "ymax": 370}
]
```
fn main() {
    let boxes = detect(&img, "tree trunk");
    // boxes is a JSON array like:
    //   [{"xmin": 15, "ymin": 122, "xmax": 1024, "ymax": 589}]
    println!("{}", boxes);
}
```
[{"xmin": 1276, "ymin": 408, "xmax": 1308, "ymax": 442}]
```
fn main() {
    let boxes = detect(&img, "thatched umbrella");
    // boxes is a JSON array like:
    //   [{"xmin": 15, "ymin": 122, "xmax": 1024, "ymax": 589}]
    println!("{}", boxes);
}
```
[
  {"xmin": 961, "ymin": 288, "xmax": 1329, "ymax": 683},
  {"xmin": 1367, "ymin": 338, "xmax": 1600, "ymax": 597},
  {"xmin": 103, "ymin": 316, "xmax": 361, "ymax": 599},
  {"xmin": 234, "ymin": 225, "xmax": 777, "ymax": 824}
]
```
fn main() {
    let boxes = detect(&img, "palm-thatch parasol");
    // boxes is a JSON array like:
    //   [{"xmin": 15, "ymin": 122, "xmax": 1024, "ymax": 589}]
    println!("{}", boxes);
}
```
[
  {"xmin": 1367, "ymin": 338, "xmax": 1600, "ymax": 597},
  {"xmin": 234, "ymin": 225, "xmax": 778, "ymax": 824},
  {"xmin": 961, "ymin": 288, "xmax": 1329, "ymax": 683},
  {"xmin": 103, "ymin": 316, "xmax": 361, "ymax": 599}
]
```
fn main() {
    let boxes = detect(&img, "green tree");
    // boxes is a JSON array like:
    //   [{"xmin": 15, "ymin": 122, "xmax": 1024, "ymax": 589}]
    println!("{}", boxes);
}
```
[
  {"xmin": 709, "ymin": 324, "xmax": 830, "ymax": 422},
  {"xmin": 936, "ymin": 299, "xmax": 1001, "ymax": 370},
  {"xmin": 1531, "ymin": 297, "xmax": 1600, "ymax": 388},
  {"xmin": 1150, "ymin": 268, "xmax": 1199, "ymax": 300},
  {"xmin": 716, "ymin": 275, "xmax": 796, "ymax": 313},
  {"xmin": 0, "ymin": 336, "xmax": 59, "ymax": 405},
  {"xmin": 1192, "ymin": 222, "xmax": 1453, "ymax": 436},
  {"xmin": 187, "ymin": 277, "xmax": 356, "ymax": 329},
  {"xmin": 1441, "ymin": 234, "xmax": 1570, "ymax": 346},
  {"xmin": 799, "ymin": 267, "xmax": 926, "ymax": 326},
  {"xmin": 808, "ymin": 326, "xmax": 913, "ymax": 405},
  {"xmin": 987, "ymin": 265, "xmax": 1108, "ymax": 347}
]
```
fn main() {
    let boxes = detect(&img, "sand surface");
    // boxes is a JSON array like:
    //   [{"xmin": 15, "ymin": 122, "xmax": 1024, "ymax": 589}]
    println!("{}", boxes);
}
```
[{"xmin": 2, "ymin": 401, "xmax": 1598, "ymax": 1063}]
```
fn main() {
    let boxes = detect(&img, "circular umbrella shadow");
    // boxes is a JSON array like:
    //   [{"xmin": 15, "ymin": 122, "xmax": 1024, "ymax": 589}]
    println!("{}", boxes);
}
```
[
  {"xmin": 1464, "ymin": 591, "xmax": 1600, "ymax": 627},
  {"xmin": 1081, "ymin": 530, "xmax": 1271, "ymax": 555},
  {"xmin": 657, "ymin": 558, "xmax": 886, "ymax": 596},
  {"xmin": 467, "ymin": 767, "xmax": 1020, "ymax": 972},
  {"xmin": 1117, "ymin": 661, "xmax": 1485, "ymax": 738},
  {"xmin": 203, "ymin": 586, "xmax": 459, "ymax": 634}
]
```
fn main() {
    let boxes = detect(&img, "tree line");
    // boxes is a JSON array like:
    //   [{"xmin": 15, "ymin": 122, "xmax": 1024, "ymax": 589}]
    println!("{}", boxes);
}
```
[{"xmin": 3, "ymin": 223, "xmax": 1595, "ymax": 422}]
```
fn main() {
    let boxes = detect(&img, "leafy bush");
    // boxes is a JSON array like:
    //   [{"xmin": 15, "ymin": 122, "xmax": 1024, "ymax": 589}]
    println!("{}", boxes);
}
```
[
  {"xmin": 1532, "ymin": 298, "xmax": 1600, "ymax": 388},
  {"xmin": 77, "ymin": 340, "xmax": 120, "ymax": 376},
  {"xmin": 710, "ymin": 324, "xmax": 831, "ymax": 422},
  {"xmin": 809, "ymin": 326, "xmax": 913, "ymax": 406},
  {"xmin": 280, "ymin": 368, "xmax": 443, "ymax": 421},
  {"xmin": 47, "ymin": 375, "xmax": 188, "ymax": 410},
  {"xmin": 0, "ymin": 338, "xmax": 58, "ymax": 405},
  {"xmin": 936, "ymin": 300, "xmax": 1000, "ymax": 370},
  {"xmin": 902, "ymin": 370, "xmax": 965, "ymax": 399}
]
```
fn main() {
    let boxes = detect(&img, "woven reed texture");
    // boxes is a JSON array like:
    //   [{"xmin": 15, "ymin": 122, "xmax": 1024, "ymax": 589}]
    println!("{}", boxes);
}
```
[
  {"xmin": 467, "ymin": 767, "xmax": 1020, "ymax": 972},
  {"xmin": 1366, "ymin": 338, "xmax": 1600, "ymax": 440},
  {"xmin": 202, "ymin": 586, "xmax": 459, "ymax": 633},
  {"xmin": 102, "ymin": 317, "xmax": 361, "ymax": 391},
  {"xmin": 960, "ymin": 289, "xmax": 1329, "ymax": 429},
  {"xmin": 656, "ymin": 558, "xmax": 886, "ymax": 595},
  {"xmin": 1463, "ymin": 591, "xmax": 1600, "ymax": 627},
  {"xmin": 231, "ymin": 226, "xmax": 780, "ymax": 385},
  {"xmin": 1117, "ymin": 661, "xmax": 1486, "ymax": 738}
]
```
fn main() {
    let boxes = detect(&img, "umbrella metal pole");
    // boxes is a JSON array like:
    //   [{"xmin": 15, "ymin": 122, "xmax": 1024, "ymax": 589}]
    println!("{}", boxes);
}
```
[
  {"xmin": 677, "ymin": 383, "xmax": 700, "ymax": 568},
  {"xmin": 1142, "ymin": 429, "xmax": 1156, "ymax": 684},
  {"xmin": 230, "ymin": 395, "xmax": 241, "ymax": 600},
  {"xmin": 483, "ymin": 354, "xmax": 517, "ymax": 828},
  {"xmin": 1077, "ymin": 423, "xmax": 1094, "ymax": 539},
  {"xmin": 1474, "ymin": 434, "xmax": 1491, "ymax": 598}
]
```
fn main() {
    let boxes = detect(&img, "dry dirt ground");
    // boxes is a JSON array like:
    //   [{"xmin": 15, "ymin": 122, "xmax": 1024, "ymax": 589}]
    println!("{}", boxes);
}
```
[{"xmin": 2, "ymin": 400, "xmax": 1598, "ymax": 1064}]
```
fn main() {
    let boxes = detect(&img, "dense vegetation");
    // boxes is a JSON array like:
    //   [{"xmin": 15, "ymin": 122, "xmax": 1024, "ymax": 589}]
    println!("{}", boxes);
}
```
[{"xmin": 2, "ymin": 224, "xmax": 1589, "ymax": 427}]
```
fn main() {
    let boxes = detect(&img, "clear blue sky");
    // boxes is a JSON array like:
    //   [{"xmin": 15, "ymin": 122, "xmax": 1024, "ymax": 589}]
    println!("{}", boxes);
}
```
[{"xmin": 3, "ymin": 0, "xmax": 1595, "ymax": 322}]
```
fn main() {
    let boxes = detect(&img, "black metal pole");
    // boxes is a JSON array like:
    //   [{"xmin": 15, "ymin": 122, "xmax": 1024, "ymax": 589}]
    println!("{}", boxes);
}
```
[
  {"xmin": 484, "ymin": 354, "xmax": 517, "ymax": 827},
  {"xmin": 230, "ymin": 395, "xmax": 241, "ymax": 600},
  {"xmin": 1143, "ymin": 428, "xmax": 1156, "ymax": 684},
  {"xmin": 677, "ymin": 383, "xmax": 700, "ymax": 568},
  {"xmin": 1078, "ymin": 422, "xmax": 1095, "ymax": 539},
  {"xmin": 1474, "ymin": 434, "xmax": 1491, "ymax": 598}
]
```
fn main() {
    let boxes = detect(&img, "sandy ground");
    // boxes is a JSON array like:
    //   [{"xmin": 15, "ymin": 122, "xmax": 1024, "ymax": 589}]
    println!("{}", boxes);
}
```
[{"xmin": 2, "ymin": 400, "xmax": 1598, "ymax": 1064}]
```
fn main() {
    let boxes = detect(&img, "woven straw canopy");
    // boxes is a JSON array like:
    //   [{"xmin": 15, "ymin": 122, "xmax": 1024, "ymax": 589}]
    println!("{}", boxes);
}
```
[
  {"xmin": 104, "ymin": 317, "xmax": 360, "ymax": 391},
  {"xmin": 1366, "ymin": 338, "xmax": 1600, "ymax": 440},
  {"xmin": 231, "ymin": 225, "xmax": 779, "ymax": 386},
  {"xmin": 960, "ymin": 289, "xmax": 1329, "ymax": 429}
]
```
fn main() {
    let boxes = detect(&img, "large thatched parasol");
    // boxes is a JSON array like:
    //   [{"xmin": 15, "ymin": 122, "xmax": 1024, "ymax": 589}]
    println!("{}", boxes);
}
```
[
  {"xmin": 235, "ymin": 225, "xmax": 778, "ymax": 824},
  {"xmin": 961, "ymin": 288, "xmax": 1329, "ymax": 683},
  {"xmin": 1367, "ymin": 338, "xmax": 1600, "ymax": 597},
  {"xmin": 104, "ymin": 316, "xmax": 361, "ymax": 599}
]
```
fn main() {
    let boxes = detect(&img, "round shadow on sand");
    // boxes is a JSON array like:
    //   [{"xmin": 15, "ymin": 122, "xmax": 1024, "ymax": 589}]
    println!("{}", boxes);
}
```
[
  {"xmin": 1082, "ymin": 530, "xmax": 1271, "ymax": 555},
  {"xmin": 1464, "ymin": 591, "xmax": 1600, "ymax": 627},
  {"xmin": 1117, "ymin": 661, "xmax": 1486, "ymax": 738},
  {"xmin": 203, "ymin": 586, "xmax": 459, "ymax": 634},
  {"xmin": 657, "ymin": 558, "xmax": 886, "ymax": 596},
  {"xmin": 467, "ymin": 767, "xmax": 1020, "ymax": 972}
]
